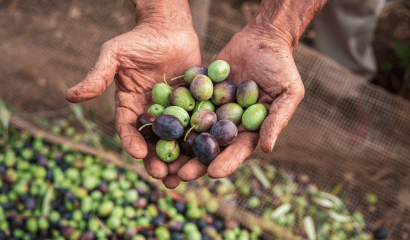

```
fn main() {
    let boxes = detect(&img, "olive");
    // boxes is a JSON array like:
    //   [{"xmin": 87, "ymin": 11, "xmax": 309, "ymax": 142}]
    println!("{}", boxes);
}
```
[
  {"xmin": 26, "ymin": 218, "xmax": 38, "ymax": 233},
  {"xmin": 155, "ymin": 226, "xmax": 170, "ymax": 240},
  {"xmin": 193, "ymin": 133, "xmax": 220, "ymax": 165},
  {"xmin": 174, "ymin": 201, "xmax": 186, "ymax": 214},
  {"xmin": 183, "ymin": 65, "xmax": 208, "ymax": 84},
  {"xmin": 152, "ymin": 214, "xmax": 166, "ymax": 227},
  {"xmin": 211, "ymin": 81, "xmax": 237, "ymax": 105},
  {"xmin": 134, "ymin": 197, "xmax": 147, "ymax": 208},
  {"xmin": 171, "ymin": 232, "xmax": 182, "ymax": 240},
  {"xmin": 136, "ymin": 113, "xmax": 158, "ymax": 140},
  {"xmin": 81, "ymin": 231, "xmax": 95, "ymax": 240},
  {"xmin": 179, "ymin": 129, "xmax": 197, "ymax": 157},
  {"xmin": 169, "ymin": 220, "xmax": 184, "ymax": 232},
  {"xmin": 210, "ymin": 120, "xmax": 238, "ymax": 146},
  {"xmin": 152, "ymin": 115, "xmax": 184, "ymax": 140},
  {"xmin": 98, "ymin": 200, "xmax": 114, "ymax": 217}
]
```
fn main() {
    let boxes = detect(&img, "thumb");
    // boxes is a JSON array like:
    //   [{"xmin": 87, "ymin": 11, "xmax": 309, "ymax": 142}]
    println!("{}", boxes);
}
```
[
  {"xmin": 66, "ymin": 40, "xmax": 118, "ymax": 103},
  {"xmin": 259, "ymin": 81, "xmax": 304, "ymax": 153}
]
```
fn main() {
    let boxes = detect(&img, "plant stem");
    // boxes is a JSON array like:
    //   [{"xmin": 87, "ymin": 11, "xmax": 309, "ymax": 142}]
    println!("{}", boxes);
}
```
[
  {"xmin": 139, "ymin": 123, "xmax": 152, "ymax": 131},
  {"xmin": 184, "ymin": 124, "xmax": 197, "ymax": 141},
  {"xmin": 163, "ymin": 74, "xmax": 174, "ymax": 90},
  {"xmin": 197, "ymin": 101, "xmax": 204, "ymax": 111},
  {"xmin": 171, "ymin": 75, "xmax": 185, "ymax": 81}
]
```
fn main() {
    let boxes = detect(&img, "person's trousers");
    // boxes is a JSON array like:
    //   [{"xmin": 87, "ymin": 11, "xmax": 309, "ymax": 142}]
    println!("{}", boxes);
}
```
[{"xmin": 315, "ymin": 0, "xmax": 386, "ymax": 80}]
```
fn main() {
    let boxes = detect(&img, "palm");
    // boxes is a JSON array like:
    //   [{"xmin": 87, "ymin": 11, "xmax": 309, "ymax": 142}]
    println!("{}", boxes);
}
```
[
  {"xmin": 66, "ymin": 23, "xmax": 201, "ymax": 187},
  {"xmin": 178, "ymin": 31, "xmax": 305, "ymax": 180}
]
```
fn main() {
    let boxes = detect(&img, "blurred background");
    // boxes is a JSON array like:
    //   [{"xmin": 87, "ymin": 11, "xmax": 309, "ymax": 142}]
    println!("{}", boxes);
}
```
[{"xmin": 0, "ymin": 0, "xmax": 410, "ymax": 239}]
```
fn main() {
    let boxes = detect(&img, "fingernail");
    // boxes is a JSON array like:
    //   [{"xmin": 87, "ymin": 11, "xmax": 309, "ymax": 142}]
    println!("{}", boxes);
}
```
[{"xmin": 270, "ymin": 136, "xmax": 278, "ymax": 150}]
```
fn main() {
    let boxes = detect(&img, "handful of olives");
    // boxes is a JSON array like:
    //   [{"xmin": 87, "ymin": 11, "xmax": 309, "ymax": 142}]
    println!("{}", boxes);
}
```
[{"xmin": 139, "ymin": 60, "xmax": 268, "ymax": 165}]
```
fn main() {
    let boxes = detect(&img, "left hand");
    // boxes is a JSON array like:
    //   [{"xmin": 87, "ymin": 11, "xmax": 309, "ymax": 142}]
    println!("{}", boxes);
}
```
[{"xmin": 177, "ymin": 29, "xmax": 305, "ymax": 181}]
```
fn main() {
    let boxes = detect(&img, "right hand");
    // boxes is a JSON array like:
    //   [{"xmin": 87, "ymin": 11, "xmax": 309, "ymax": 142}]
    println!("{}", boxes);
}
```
[{"xmin": 65, "ymin": 0, "xmax": 201, "ymax": 189}]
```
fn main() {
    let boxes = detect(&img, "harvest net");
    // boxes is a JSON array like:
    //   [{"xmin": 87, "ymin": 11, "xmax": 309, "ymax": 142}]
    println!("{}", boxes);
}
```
[{"xmin": 1, "ymin": 0, "xmax": 410, "ymax": 239}]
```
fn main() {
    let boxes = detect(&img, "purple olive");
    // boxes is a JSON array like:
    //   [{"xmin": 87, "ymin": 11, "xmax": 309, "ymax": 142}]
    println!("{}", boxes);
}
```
[
  {"xmin": 215, "ymin": 103, "xmax": 243, "ymax": 125},
  {"xmin": 184, "ymin": 65, "xmax": 208, "ymax": 84},
  {"xmin": 152, "ymin": 115, "xmax": 184, "ymax": 140},
  {"xmin": 193, "ymin": 133, "xmax": 220, "ymax": 165},
  {"xmin": 236, "ymin": 80, "xmax": 259, "ymax": 108},
  {"xmin": 136, "ymin": 113, "xmax": 157, "ymax": 140},
  {"xmin": 179, "ymin": 128, "xmax": 198, "ymax": 157},
  {"xmin": 211, "ymin": 81, "xmax": 237, "ymax": 106},
  {"xmin": 190, "ymin": 109, "xmax": 217, "ymax": 133},
  {"xmin": 190, "ymin": 75, "xmax": 213, "ymax": 101},
  {"xmin": 210, "ymin": 120, "xmax": 238, "ymax": 146}
]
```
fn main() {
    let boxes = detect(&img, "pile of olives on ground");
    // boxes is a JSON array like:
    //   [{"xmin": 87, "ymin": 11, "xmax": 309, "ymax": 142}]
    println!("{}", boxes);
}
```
[
  {"xmin": 139, "ymin": 60, "xmax": 267, "ymax": 164},
  {"xmin": 0, "ymin": 126, "xmax": 266, "ymax": 240}
]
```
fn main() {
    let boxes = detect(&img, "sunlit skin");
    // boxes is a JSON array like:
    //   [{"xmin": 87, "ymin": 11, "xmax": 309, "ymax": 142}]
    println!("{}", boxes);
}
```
[{"xmin": 66, "ymin": 0, "xmax": 327, "ymax": 188}]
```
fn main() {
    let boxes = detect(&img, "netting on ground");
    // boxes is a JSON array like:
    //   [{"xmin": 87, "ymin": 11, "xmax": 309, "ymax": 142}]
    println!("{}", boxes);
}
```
[{"xmin": 1, "ymin": 0, "xmax": 410, "ymax": 239}]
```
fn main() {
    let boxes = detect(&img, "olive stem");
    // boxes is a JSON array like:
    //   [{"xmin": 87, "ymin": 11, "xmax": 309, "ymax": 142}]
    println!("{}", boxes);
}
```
[
  {"xmin": 184, "ymin": 124, "xmax": 197, "ymax": 141},
  {"xmin": 170, "ymin": 75, "xmax": 185, "ymax": 81},
  {"xmin": 163, "ymin": 74, "xmax": 174, "ymax": 90},
  {"xmin": 197, "ymin": 101, "xmax": 204, "ymax": 111},
  {"xmin": 138, "ymin": 123, "xmax": 152, "ymax": 131}
]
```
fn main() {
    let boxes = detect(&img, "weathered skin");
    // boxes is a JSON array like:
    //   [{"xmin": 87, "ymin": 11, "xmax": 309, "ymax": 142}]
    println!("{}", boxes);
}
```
[
  {"xmin": 65, "ymin": 0, "xmax": 202, "ymax": 185},
  {"xmin": 179, "ymin": 128, "xmax": 198, "ymax": 157},
  {"xmin": 190, "ymin": 109, "xmax": 217, "ymax": 133},
  {"xmin": 148, "ymin": 104, "xmax": 165, "ymax": 117},
  {"xmin": 236, "ymin": 80, "xmax": 259, "ymax": 108},
  {"xmin": 153, "ymin": 115, "xmax": 184, "ymax": 140},
  {"xmin": 193, "ymin": 133, "xmax": 220, "ymax": 165},
  {"xmin": 215, "ymin": 103, "xmax": 243, "ymax": 125},
  {"xmin": 170, "ymin": 87, "xmax": 195, "ymax": 111},
  {"xmin": 163, "ymin": 106, "xmax": 190, "ymax": 128},
  {"xmin": 208, "ymin": 60, "xmax": 230, "ymax": 83},
  {"xmin": 242, "ymin": 104, "xmax": 268, "ymax": 131},
  {"xmin": 184, "ymin": 65, "xmax": 208, "ymax": 84},
  {"xmin": 156, "ymin": 139, "xmax": 180, "ymax": 163},
  {"xmin": 192, "ymin": 100, "xmax": 215, "ymax": 114},
  {"xmin": 66, "ymin": 0, "xmax": 326, "ymax": 188},
  {"xmin": 179, "ymin": 0, "xmax": 325, "ymax": 180},
  {"xmin": 211, "ymin": 81, "xmax": 237, "ymax": 106},
  {"xmin": 190, "ymin": 75, "xmax": 213, "ymax": 101},
  {"xmin": 136, "ymin": 113, "xmax": 158, "ymax": 141},
  {"xmin": 210, "ymin": 120, "xmax": 238, "ymax": 146}
]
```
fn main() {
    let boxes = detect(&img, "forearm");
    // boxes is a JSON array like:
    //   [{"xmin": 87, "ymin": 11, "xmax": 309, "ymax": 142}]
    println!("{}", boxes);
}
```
[
  {"xmin": 135, "ymin": 0, "xmax": 192, "ymax": 26},
  {"xmin": 245, "ymin": 0, "xmax": 327, "ymax": 52}
]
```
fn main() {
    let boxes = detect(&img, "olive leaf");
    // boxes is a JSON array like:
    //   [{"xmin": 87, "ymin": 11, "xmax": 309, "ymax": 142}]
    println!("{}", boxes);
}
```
[
  {"xmin": 42, "ymin": 185, "xmax": 54, "ymax": 217},
  {"xmin": 271, "ymin": 203, "xmax": 291, "ymax": 219},
  {"xmin": 312, "ymin": 198, "xmax": 333, "ymax": 208},
  {"xmin": 328, "ymin": 211, "xmax": 350, "ymax": 222},
  {"xmin": 303, "ymin": 216, "xmax": 316, "ymax": 240},
  {"xmin": 94, "ymin": 216, "xmax": 113, "ymax": 235},
  {"xmin": 250, "ymin": 163, "xmax": 271, "ymax": 188}
]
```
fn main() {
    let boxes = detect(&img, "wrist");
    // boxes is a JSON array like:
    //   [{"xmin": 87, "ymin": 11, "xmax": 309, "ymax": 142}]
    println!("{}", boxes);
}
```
[
  {"xmin": 135, "ymin": 0, "xmax": 192, "ymax": 28},
  {"xmin": 244, "ymin": 0, "xmax": 326, "ymax": 52}
]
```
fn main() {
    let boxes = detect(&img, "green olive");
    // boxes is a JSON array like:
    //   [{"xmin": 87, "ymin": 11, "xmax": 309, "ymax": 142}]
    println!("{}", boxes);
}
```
[
  {"xmin": 26, "ymin": 218, "xmax": 38, "ymax": 233},
  {"xmin": 38, "ymin": 217, "xmax": 49, "ymax": 230}
]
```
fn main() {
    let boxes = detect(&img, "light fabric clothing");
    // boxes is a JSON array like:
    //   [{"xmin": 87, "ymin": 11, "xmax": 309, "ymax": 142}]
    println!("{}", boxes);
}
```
[{"xmin": 315, "ymin": 0, "xmax": 386, "ymax": 80}]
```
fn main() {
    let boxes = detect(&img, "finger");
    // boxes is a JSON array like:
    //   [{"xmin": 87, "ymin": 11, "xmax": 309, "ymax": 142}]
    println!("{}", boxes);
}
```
[
  {"xmin": 177, "ymin": 158, "xmax": 207, "ymax": 182},
  {"xmin": 162, "ymin": 175, "xmax": 180, "ymax": 189},
  {"xmin": 142, "ymin": 143, "xmax": 168, "ymax": 179},
  {"xmin": 115, "ymin": 103, "xmax": 149, "ymax": 159},
  {"xmin": 207, "ymin": 132, "xmax": 259, "ymax": 179},
  {"xmin": 168, "ymin": 155, "xmax": 191, "ymax": 175},
  {"xmin": 259, "ymin": 82, "xmax": 304, "ymax": 153},
  {"xmin": 66, "ymin": 40, "xmax": 118, "ymax": 103}
]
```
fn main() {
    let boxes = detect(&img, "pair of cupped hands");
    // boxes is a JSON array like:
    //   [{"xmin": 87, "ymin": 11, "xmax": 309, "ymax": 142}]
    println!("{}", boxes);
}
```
[{"xmin": 65, "ymin": 3, "xmax": 305, "ymax": 189}]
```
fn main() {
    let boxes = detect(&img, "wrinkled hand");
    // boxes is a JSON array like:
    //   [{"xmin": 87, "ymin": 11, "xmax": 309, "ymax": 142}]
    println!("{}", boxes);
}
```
[
  {"xmin": 65, "ymin": 4, "xmax": 201, "ymax": 189},
  {"xmin": 177, "ymin": 29, "xmax": 305, "ymax": 181}
]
